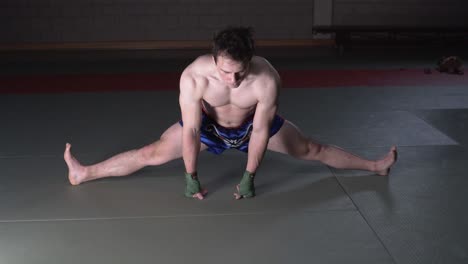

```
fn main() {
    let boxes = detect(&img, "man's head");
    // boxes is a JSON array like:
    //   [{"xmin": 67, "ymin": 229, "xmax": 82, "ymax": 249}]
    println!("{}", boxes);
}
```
[
  {"xmin": 212, "ymin": 26, "xmax": 255, "ymax": 64},
  {"xmin": 212, "ymin": 27, "xmax": 255, "ymax": 87}
]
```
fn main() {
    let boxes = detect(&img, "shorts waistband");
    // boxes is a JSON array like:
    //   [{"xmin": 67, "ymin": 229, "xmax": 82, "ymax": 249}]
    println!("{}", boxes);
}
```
[{"xmin": 201, "ymin": 108, "xmax": 255, "ymax": 131}]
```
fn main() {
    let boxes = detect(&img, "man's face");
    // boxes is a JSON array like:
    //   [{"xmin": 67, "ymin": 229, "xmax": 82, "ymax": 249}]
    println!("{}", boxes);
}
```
[{"xmin": 214, "ymin": 54, "xmax": 249, "ymax": 88}]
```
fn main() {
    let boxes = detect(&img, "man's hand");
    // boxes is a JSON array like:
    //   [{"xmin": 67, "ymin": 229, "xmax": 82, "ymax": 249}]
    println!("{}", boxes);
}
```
[
  {"xmin": 185, "ymin": 172, "xmax": 208, "ymax": 200},
  {"xmin": 234, "ymin": 171, "xmax": 256, "ymax": 200}
]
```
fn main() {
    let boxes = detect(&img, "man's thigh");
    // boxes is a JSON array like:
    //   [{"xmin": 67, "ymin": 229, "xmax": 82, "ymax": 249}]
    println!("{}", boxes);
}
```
[
  {"xmin": 158, "ymin": 122, "xmax": 208, "ymax": 157},
  {"xmin": 266, "ymin": 120, "xmax": 310, "ymax": 157}
]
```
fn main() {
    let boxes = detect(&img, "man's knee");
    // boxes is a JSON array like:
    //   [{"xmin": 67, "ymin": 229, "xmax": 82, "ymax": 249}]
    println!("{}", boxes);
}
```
[
  {"xmin": 139, "ymin": 142, "xmax": 164, "ymax": 165},
  {"xmin": 300, "ymin": 140, "xmax": 324, "ymax": 160}
]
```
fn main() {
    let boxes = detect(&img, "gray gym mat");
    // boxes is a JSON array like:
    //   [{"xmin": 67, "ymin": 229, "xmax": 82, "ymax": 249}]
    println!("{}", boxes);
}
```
[
  {"xmin": 0, "ymin": 89, "xmax": 459, "ymax": 157},
  {"xmin": 278, "ymin": 86, "xmax": 468, "ymax": 113},
  {"xmin": 1, "ymin": 71, "xmax": 468, "ymax": 264},
  {"xmin": 0, "ymin": 151, "xmax": 355, "ymax": 221},
  {"xmin": 0, "ymin": 210, "xmax": 394, "ymax": 264},
  {"xmin": 413, "ymin": 109, "xmax": 468, "ymax": 147},
  {"xmin": 281, "ymin": 109, "xmax": 456, "ymax": 148},
  {"xmin": 331, "ymin": 146, "xmax": 468, "ymax": 264}
]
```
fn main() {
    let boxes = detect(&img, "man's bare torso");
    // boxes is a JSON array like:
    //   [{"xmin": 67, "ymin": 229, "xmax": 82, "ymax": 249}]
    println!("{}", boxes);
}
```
[{"xmin": 182, "ymin": 54, "xmax": 279, "ymax": 128}]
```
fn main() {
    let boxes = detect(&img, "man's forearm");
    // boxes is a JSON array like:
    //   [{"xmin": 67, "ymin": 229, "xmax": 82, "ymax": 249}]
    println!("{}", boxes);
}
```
[
  {"xmin": 246, "ymin": 130, "xmax": 269, "ymax": 173},
  {"xmin": 182, "ymin": 129, "xmax": 200, "ymax": 173}
]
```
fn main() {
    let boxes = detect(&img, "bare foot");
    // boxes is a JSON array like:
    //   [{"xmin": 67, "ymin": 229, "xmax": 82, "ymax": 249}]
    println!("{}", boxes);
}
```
[
  {"xmin": 64, "ymin": 143, "xmax": 87, "ymax": 185},
  {"xmin": 375, "ymin": 146, "xmax": 398, "ymax": 176}
]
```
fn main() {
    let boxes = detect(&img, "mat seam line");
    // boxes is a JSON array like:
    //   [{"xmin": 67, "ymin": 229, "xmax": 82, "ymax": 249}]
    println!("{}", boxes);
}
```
[{"xmin": 328, "ymin": 165, "xmax": 398, "ymax": 264}]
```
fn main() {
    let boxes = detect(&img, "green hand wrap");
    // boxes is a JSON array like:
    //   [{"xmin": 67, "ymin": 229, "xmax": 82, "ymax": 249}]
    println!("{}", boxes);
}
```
[
  {"xmin": 184, "ymin": 172, "xmax": 202, "ymax": 198},
  {"xmin": 238, "ymin": 171, "xmax": 255, "ymax": 198}
]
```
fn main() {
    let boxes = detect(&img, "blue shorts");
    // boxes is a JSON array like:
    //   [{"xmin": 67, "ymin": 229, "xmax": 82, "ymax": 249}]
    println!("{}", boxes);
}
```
[{"xmin": 179, "ymin": 111, "xmax": 284, "ymax": 154}]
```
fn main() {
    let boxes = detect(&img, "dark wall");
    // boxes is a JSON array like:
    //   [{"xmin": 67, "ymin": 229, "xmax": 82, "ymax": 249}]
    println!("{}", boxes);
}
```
[
  {"xmin": 0, "ymin": 0, "xmax": 314, "ymax": 43},
  {"xmin": 1, "ymin": 0, "xmax": 467, "ymax": 43}
]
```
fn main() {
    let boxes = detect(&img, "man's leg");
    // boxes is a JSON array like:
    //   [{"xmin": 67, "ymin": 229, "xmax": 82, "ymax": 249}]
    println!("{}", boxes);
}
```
[
  {"xmin": 64, "ymin": 122, "xmax": 208, "ymax": 185},
  {"xmin": 267, "ymin": 120, "xmax": 397, "ymax": 175}
]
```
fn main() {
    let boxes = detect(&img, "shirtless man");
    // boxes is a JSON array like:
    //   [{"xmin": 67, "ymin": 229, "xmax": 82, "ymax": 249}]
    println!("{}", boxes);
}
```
[{"xmin": 64, "ymin": 27, "xmax": 397, "ymax": 200}]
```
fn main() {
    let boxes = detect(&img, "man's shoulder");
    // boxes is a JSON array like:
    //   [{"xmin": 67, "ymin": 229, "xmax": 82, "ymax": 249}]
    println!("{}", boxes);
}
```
[
  {"xmin": 252, "ymin": 56, "xmax": 272, "ymax": 67},
  {"xmin": 250, "ymin": 56, "xmax": 280, "ymax": 85},
  {"xmin": 182, "ymin": 54, "xmax": 212, "ymax": 77},
  {"xmin": 186, "ymin": 54, "xmax": 213, "ymax": 71},
  {"xmin": 180, "ymin": 55, "xmax": 212, "ymax": 91}
]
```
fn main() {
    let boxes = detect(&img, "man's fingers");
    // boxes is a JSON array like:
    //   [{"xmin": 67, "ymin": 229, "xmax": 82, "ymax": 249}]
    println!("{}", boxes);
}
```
[
  {"xmin": 234, "ymin": 185, "xmax": 243, "ymax": 200},
  {"xmin": 192, "ymin": 192, "xmax": 205, "ymax": 200},
  {"xmin": 189, "ymin": 188, "xmax": 207, "ymax": 200}
]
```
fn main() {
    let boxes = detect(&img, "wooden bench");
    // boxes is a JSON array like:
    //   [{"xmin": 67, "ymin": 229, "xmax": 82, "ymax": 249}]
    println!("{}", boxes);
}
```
[{"xmin": 312, "ymin": 26, "xmax": 468, "ymax": 53}]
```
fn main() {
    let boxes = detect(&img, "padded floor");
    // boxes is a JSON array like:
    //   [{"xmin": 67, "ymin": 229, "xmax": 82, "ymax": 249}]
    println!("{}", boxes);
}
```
[
  {"xmin": 331, "ymin": 146, "xmax": 468, "ymax": 264},
  {"xmin": 1, "ymin": 52, "xmax": 468, "ymax": 264}
]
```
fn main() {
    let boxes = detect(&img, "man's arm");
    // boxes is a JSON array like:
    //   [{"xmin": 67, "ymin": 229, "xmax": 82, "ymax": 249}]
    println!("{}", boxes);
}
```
[
  {"xmin": 234, "ymin": 76, "xmax": 279, "ymax": 199},
  {"xmin": 179, "ymin": 72, "xmax": 203, "ymax": 175},
  {"xmin": 245, "ymin": 79, "xmax": 279, "ymax": 174}
]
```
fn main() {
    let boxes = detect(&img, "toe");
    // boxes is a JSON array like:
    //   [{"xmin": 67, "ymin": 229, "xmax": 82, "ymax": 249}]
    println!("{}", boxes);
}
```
[{"xmin": 393, "ymin": 148, "xmax": 398, "ymax": 162}]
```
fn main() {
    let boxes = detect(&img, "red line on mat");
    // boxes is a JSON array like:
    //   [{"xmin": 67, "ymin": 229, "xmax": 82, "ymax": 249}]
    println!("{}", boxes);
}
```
[{"xmin": 0, "ymin": 69, "xmax": 466, "ymax": 94}]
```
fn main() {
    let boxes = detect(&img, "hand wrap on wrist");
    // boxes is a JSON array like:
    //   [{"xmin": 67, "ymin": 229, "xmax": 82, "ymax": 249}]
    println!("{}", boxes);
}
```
[
  {"xmin": 185, "ymin": 172, "xmax": 202, "ymax": 198},
  {"xmin": 238, "ymin": 171, "xmax": 255, "ymax": 198}
]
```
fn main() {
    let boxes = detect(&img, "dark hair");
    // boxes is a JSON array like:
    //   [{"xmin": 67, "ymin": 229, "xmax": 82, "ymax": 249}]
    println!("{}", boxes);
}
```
[{"xmin": 212, "ymin": 26, "xmax": 255, "ymax": 64}]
